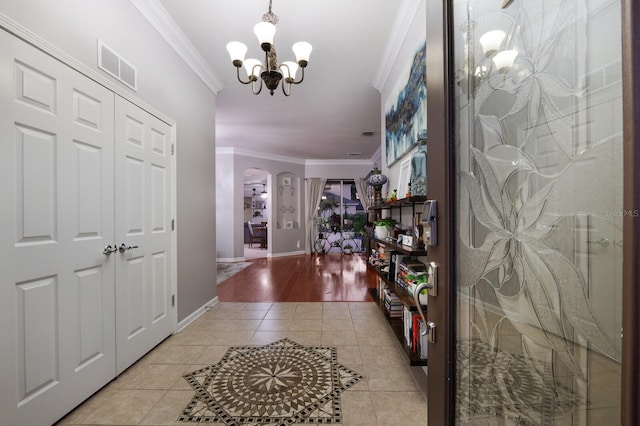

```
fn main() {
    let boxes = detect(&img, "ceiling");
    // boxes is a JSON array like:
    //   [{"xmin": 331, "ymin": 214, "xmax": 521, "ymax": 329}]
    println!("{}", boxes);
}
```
[{"xmin": 152, "ymin": 0, "xmax": 404, "ymax": 162}]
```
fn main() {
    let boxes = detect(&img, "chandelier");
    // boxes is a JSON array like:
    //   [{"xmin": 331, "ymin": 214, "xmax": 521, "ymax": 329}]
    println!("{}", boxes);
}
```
[{"xmin": 225, "ymin": 0, "xmax": 312, "ymax": 96}]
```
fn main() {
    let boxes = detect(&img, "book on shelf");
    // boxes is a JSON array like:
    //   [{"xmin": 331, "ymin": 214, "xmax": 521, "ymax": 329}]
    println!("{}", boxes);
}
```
[
  {"xmin": 369, "ymin": 243, "xmax": 399, "ymax": 281},
  {"xmin": 403, "ymin": 307, "xmax": 428, "ymax": 359},
  {"xmin": 418, "ymin": 318, "xmax": 428, "ymax": 359},
  {"xmin": 396, "ymin": 258, "xmax": 427, "ymax": 295},
  {"xmin": 383, "ymin": 288, "xmax": 403, "ymax": 318}
]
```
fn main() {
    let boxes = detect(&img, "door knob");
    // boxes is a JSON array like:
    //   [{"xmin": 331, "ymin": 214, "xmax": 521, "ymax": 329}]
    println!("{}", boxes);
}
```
[
  {"xmin": 103, "ymin": 245, "xmax": 118, "ymax": 255},
  {"xmin": 118, "ymin": 243, "xmax": 139, "ymax": 253}
]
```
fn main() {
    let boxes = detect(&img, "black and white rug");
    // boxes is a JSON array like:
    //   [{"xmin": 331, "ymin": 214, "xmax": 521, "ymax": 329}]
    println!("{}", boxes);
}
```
[{"xmin": 178, "ymin": 338, "xmax": 364, "ymax": 425}]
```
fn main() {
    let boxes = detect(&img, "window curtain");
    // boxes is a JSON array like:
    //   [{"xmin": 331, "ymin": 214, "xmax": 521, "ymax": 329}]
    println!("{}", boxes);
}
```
[
  {"xmin": 306, "ymin": 178, "xmax": 326, "ymax": 253},
  {"xmin": 354, "ymin": 178, "xmax": 371, "ymax": 212}
]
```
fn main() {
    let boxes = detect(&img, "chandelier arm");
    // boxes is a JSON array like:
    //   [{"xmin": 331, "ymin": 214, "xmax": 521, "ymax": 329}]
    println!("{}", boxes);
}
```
[
  {"xmin": 290, "ymin": 66, "xmax": 305, "ymax": 85},
  {"xmin": 251, "ymin": 77, "xmax": 263, "ymax": 95},
  {"xmin": 281, "ymin": 80, "xmax": 291, "ymax": 96},
  {"xmin": 235, "ymin": 66, "xmax": 252, "ymax": 85}
]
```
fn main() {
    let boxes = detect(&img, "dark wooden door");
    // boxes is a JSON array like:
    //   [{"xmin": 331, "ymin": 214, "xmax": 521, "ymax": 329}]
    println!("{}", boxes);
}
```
[{"xmin": 425, "ymin": 0, "xmax": 639, "ymax": 424}]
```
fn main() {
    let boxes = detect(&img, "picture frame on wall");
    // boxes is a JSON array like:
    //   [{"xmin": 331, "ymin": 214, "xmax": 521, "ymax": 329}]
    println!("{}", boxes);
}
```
[
  {"xmin": 397, "ymin": 158, "xmax": 411, "ymax": 199},
  {"xmin": 384, "ymin": 41, "xmax": 427, "ymax": 167},
  {"xmin": 282, "ymin": 176, "xmax": 292, "ymax": 186},
  {"xmin": 285, "ymin": 220, "xmax": 294, "ymax": 229}
]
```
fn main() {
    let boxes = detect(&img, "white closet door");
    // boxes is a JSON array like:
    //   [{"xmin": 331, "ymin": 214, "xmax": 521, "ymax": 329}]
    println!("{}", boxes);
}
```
[
  {"xmin": 0, "ymin": 31, "xmax": 116, "ymax": 426},
  {"xmin": 114, "ymin": 96, "xmax": 173, "ymax": 374}
]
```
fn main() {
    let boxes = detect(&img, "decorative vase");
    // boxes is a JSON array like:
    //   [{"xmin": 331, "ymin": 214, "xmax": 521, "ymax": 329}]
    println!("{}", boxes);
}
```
[
  {"xmin": 375, "ymin": 225, "xmax": 389, "ymax": 239},
  {"xmin": 367, "ymin": 167, "xmax": 388, "ymax": 206},
  {"xmin": 414, "ymin": 212, "xmax": 425, "ymax": 249},
  {"xmin": 410, "ymin": 141, "xmax": 427, "ymax": 196}
]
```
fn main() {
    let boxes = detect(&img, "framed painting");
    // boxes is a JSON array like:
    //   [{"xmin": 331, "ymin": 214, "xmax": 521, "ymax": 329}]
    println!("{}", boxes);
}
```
[
  {"xmin": 385, "ymin": 41, "xmax": 427, "ymax": 167},
  {"xmin": 397, "ymin": 158, "xmax": 411, "ymax": 199}
]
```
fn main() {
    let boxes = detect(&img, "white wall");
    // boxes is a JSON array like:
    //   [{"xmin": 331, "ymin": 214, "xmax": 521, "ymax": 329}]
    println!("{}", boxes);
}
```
[
  {"xmin": 0, "ymin": 0, "xmax": 218, "ymax": 322},
  {"xmin": 216, "ymin": 149, "xmax": 306, "ymax": 261},
  {"xmin": 305, "ymin": 160, "xmax": 374, "ymax": 180}
]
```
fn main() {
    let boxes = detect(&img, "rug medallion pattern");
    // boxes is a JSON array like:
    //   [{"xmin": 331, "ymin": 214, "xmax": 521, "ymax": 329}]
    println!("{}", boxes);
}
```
[{"xmin": 178, "ymin": 338, "xmax": 364, "ymax": 425}]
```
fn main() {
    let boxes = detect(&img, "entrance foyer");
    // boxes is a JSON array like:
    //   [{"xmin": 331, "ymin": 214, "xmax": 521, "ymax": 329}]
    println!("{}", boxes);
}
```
[{"xmin": 57, "ymin": 254, "xmax": 428, "ymax": 425}]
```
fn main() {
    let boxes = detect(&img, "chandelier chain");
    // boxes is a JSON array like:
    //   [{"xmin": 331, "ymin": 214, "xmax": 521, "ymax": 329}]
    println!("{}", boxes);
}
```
[{"xmin": 262, "ymin": 0, "xmax": 279, "ymax": 24}]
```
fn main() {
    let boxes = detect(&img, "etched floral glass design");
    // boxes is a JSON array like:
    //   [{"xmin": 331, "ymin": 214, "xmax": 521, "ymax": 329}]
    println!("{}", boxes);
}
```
[{"xmin": 453, "ymin": 0, "xmax": 623, "ymax": 424}]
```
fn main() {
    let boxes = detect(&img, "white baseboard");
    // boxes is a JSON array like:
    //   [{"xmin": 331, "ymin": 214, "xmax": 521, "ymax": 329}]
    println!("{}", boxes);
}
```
[
  {"xmin": 268, "ymin": 250, "xmax": 306, "ymax": 258},
  {"xmin": 217, "ymin": 257, "xmax": 246, "ymax": 263},
  {"xmin": 176, "ymin": 296, "xmax": 219, "ymax": 332}
]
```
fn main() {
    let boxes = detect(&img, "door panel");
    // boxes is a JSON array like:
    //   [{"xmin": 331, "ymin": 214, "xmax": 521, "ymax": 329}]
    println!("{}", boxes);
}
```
[
  {"xmin": 0, "ymin": 30, "xmax": 116, "ymax": 426},
  {"xmin": 449, "ymin": 0, "xmax": 623, "ymax": 424},
  {"xmin": 115, "ymin": 97, "xmax": 173, "ymax": 374}
]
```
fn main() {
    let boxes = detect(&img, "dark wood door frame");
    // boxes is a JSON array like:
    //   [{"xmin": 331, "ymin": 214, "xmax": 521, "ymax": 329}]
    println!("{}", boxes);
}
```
[
  {"xmin": 426, "ymin": 0, "xmax": 640, "ymax": 424},
  {"xmin": 622, "ymin": 1, "xmax": 640, "ymax": 424},
  {"xmin": 424, "ymin": 0, "xmax": 453, "ymax": 425}
]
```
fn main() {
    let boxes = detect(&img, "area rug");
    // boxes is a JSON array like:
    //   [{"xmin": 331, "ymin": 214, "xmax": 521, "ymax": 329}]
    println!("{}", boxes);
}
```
[
  {"xmin": 217, "ymin": 262, "xmax": 253, "ymax": 284},
  {"xmin": 178, "ymin": 338, "xmax": 364, "ymax": 425}
]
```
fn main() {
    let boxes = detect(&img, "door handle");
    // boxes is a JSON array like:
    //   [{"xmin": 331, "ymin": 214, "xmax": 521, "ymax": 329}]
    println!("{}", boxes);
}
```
[
  {"xmin": 413, "ymin": 282, "xmax": 429, "ymax": 336},
  {"xmin": 103, "ymin": 245, "xmax": 118, "ymax": 255},
  {"xmin": 118, "ymin": 243, "xmax": 139, "ymax": 253},
  {"xmin": 413, "ymin": 262, "xmax": 439, "ymax": 336}
]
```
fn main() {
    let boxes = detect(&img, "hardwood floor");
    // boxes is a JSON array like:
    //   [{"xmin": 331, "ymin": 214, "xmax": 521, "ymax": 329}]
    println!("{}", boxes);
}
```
[{"xmin": 217, "ymin": 253, "xmax": 379, "ymax": 302}]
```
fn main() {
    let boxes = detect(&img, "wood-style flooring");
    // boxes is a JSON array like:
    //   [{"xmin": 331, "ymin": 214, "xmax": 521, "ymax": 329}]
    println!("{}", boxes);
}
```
[{"xmin": 217, "ymin": 253, "xmax": 379, "ymax": 302}]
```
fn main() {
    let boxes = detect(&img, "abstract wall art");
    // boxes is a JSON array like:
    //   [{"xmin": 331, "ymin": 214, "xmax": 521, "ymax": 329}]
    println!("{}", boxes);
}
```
[{"xmin": 385, "ymin": 41, "xmax": 427, "ymax": 167}]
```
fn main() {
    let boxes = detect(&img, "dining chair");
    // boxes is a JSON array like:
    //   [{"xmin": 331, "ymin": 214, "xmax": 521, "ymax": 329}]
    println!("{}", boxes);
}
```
[{"xmin": 247, "ymin": 221, "xmax": 264, "ymax": 248}]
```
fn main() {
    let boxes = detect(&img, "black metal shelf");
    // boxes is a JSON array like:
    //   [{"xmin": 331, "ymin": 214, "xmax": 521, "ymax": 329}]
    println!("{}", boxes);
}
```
[
  {"xmin": 369, "ymin": 266, "xmax": 428, "ymax": 366},
  {"xmin": 366, "ymin": 194, "xmax": 429, "ymax": 366},
  {"xmin": 366, "ymin": 233, "xmax": 428, "ymax": 256},
  {"xmin": 368, "ymin": 195, "xmax": 429, "ymax": 211}
]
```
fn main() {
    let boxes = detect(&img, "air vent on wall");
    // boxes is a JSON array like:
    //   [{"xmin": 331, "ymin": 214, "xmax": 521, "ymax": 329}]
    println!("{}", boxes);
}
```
[{"xmin": 97, "ymin": 39, "xmax": 137, "ymax": 91}]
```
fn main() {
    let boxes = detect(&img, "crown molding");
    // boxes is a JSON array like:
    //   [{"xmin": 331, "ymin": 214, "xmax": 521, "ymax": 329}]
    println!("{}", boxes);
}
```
[
  {"xmin": 216, "ymin": 147, "xmax": 306, "ymax": 165},
  {"xmin": 216, "ymin": 147, "xmax": 378, "ymax": 167},
  {"xmin": 371, "ymin": 0, "xmax": 422, "ymax": 92},
  {"xmin": 305, "ymin": 159, "xmax": 374, "ymax": 167},
  {"xmin": 129, "ymin": 0, "xmax": 224, "ymax": 94}
]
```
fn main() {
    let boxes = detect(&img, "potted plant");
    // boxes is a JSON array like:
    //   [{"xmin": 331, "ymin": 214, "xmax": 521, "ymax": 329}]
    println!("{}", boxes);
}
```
[
  {"xmin": 373, "ymin": 217, "xmax": 397, "ymax": 239},
  {"xmin": 315, "ymin": 216, "xmax": 329, "ymax": 239},
  {"xmin": 342, "ymin": 243, "xmax": 353, "ymax": 254}
]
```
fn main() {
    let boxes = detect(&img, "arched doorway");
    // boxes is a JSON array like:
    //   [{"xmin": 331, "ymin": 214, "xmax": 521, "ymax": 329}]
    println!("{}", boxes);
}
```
[{"xmin": 243, "ymin": 168, "xmax": 269, "ymax": 259}]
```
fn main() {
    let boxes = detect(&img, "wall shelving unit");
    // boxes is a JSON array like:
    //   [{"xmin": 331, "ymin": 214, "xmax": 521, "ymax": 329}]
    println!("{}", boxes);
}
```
[{"xmin": 366, "ymin": 196, "xmax": 429, "ymax": 366}]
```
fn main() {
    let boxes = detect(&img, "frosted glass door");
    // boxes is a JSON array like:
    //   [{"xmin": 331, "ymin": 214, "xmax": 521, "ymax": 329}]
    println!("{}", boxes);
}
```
[{"xmin": 452, "ymin": 0, "xmax": 623, "ymax": 423}]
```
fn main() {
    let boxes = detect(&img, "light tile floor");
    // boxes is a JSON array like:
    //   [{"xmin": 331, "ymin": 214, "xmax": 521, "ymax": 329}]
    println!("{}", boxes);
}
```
[{"xmin": 57, "ymin": 302, "xmax": 428, "ymax": 426}]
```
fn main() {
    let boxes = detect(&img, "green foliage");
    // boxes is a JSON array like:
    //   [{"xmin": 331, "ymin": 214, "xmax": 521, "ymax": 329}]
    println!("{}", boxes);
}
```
[
  {"xmin": 373, "ymin": 217, "xmax": 397, "ymax": 228},
  {"xmin": 350, "ymin": 213, "xmax": 366, "ymax": 235}
]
